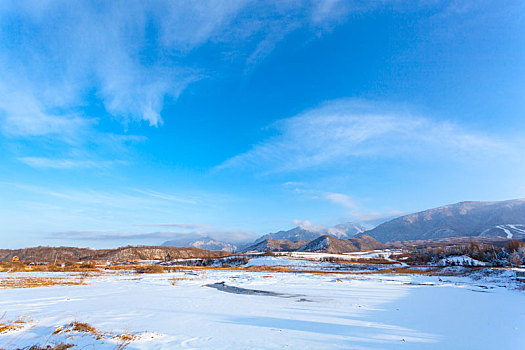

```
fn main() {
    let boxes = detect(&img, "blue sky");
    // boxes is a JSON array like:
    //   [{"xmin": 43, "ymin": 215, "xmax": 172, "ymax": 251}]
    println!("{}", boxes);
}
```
[{"xmin": 0, "ymin": 0, "xmax": 524, "ymax": 248}]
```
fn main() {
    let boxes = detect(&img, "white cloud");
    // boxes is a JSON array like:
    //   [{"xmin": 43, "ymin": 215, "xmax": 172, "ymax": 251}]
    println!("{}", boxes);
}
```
[
  {"xmin": 323, "ymin": 192, "xmax": 358, "ymax": 211},
  {"xmin": 218, "ymin": 99, "xmax": 516, "ymax": 173},
  {"xmin": 0, "ymin": 85, "xmax": 94, "ymax": 141},
  {"xmin": 291, "ymin": 219, "xmax": 353, "ymax": 238},
  {"xmin": 292, "ymin": 219, "xmax": 326, "ymax": 233},
  {"xmin": 283, "ymin": 181, "xmax": 305, "ymax": 187},
  {"xmin": 321, "ymin": 191, "xmax": 403, "ymax": 222}
]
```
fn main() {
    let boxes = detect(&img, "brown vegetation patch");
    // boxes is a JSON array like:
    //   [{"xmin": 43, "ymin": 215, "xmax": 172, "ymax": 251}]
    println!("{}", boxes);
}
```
[
  {"xmin": 135, "ymin": 265, "xmax": 164, "ymax": 274},
  {"xmin": 0, "ymin": 262, "xmax": 101, "ymax": 273},
  {"xmin": 0, "ymin": 275, "xmax": 87, "ymax": 289},
  {"xmin": 0, "ymin": 245, "xmax": 228, "ymax": 264}
]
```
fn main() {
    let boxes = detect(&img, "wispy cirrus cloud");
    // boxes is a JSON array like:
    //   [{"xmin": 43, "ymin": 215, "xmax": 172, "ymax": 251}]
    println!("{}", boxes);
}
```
[
  {"xmin": 0, "ymin": 1, "xmax": 360, "ymax": 168},
  {"xmin": 132, "ymin": 189, "xmax": 198, "ymax": 205},
  {"xmin": 0, "ymin": 0, "xmax": 354, "ymax": 132},
  {"xmin": 322, "ymin": 192, "xmax": 404, "ymax": 222},
  {"xmin": 0, "ymin": 88, "xmax": 94, "ymax": 141},
  {"xmin": 18, "ymin": 157, "xmax": 129, "ymax": 170},
  {"xmin": 218, "ymin": 99, "xmax": 518, "ymax": 174},
  {"xmin": 291, "ymin": 188, "xmax": 403, "ymax": 224},
  {"xmin": 6, "ymin": 183, "xmax": 199, "ymax": 210}
]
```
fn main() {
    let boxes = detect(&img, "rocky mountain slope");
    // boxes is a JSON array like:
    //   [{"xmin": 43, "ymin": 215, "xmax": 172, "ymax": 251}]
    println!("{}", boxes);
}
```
[
  {"xmin": 364, "ymin": 199, "xmax": 525, "ymax": 242},
  {"xmin": 348, "ymin": 235, "xmax": 387, "ymax": 251}
]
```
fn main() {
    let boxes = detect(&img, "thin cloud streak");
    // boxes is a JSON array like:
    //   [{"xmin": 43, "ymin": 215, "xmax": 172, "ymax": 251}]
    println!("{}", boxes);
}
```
[
  {"xmin": 49, "ymin": 229, "xmax": 255, "ymax": 243},
  {"xmin": 133, "ymin": 223, "xmax": 210, "ymax": 229},
  {"xmin": 6, "ymin": 183, "xmax": 199, "ymax": 209},
  {"xmin": 133, "ymin": 189, "xmax": 198, "ymax": 205},
  {"xmin": 218, "ymin": 99, "xmax": 518, "ymax": 174}
]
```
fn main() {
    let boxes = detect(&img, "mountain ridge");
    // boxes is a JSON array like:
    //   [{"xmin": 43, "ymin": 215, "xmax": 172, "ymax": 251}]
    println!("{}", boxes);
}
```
[
  {"xmin": 362, "ymin": 199, "xmax": 525, "ymax": 243},
  {"xmin": 255, "ymin": 222, "xmax": 367, "ymax": 244}
]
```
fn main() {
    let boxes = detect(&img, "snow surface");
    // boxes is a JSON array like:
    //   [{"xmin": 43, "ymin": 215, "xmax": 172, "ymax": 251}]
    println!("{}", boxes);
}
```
[
  {"xmin": 496, "ymin": 225, "xmax": 514, "ymax": 238},
  {"xmin": 245, "ymin": 256, "xmax": 334, "ymax": 269},
  {"xmin": 0, "ymin": 266, "xmax": 523, "ymax": 349}
]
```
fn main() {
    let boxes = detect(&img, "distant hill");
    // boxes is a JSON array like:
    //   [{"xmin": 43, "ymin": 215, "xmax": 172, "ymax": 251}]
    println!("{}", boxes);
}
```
[
  {"xmin": 0, "ymin": 246, "xmax": 227, "ymax": 263},
  {"xmin": 298, "ymin": 235, "xmax": 359, "ymax": 254},
  {"xmin": 364, "ymin": 199, "xmax": 525, "ymax": 243},
  {"xmin": 348, "ymin": 235, "xmax": 387, "ymax": 251},
  {"xmin": 255, "ymin": 222, "xmax": 366, "ymax": 244},
  {"xmin": 162, "ymin": 236, "xmax": 236, "ymax": 252},
  {"xmin": 298, "ymin": 234, "xmax": 386, "ymax": 254},
  {"xmin": 242, "ymin": 238, "xmax": 308, "ymax": 252}
]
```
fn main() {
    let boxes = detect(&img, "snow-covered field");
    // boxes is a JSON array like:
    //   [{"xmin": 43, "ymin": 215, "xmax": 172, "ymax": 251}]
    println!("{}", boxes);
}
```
[{"xmin": 0, "ymin": 259, "xmax": 523, "ymax": 349}]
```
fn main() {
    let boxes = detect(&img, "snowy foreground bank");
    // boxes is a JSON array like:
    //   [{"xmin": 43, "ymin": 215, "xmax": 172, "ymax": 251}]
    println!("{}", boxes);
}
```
[{"xmin": 0, "ymin": 258, "xmax": 523, "ymax": 349}]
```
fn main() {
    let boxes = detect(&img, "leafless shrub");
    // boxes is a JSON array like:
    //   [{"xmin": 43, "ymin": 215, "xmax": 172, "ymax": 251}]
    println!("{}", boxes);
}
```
[{"xmin": 504, "ymin": 239, "xmax": 524, "ymax": 253}]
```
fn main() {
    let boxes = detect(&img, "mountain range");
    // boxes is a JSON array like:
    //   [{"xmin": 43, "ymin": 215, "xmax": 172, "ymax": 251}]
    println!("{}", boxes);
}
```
[
  {"xmin": 161, "ymin": 199, "xmax": 525, "ymax": 251},
  {"xmin": 254, "ymin": 222, "xmax": 367, "ymax": 244},
  {"xmin": 243, "ymin": 234, "xmax": 386, "ymax": 254},
  {"xmin": 162, "ymin": 236, "xmax": 237, "ymax": 252}
]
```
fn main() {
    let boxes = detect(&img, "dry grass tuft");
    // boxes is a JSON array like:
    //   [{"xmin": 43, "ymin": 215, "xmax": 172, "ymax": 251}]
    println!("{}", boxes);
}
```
[
  {"xmin": 54, "ymin": 321, "xmax": 104, "ymax": 340},
  {"xmin": 53, "ymin": 321, "xmax": 142, "ymax": 348},
  {"xmin": 115, "ymin": 333, "xmax": 137, "ymax": 342},
  {"xmin": 28, "ymin": 343, "xmax": 74, "ymax": 350},
  {"xmin": 0, "ymin": 318, "xmax": 26, "ymax": 333},
  {"xmin": 114, "ymin": 333, "xmax": 139, "ymax": 349},
  {"xmin": 68, "ymin": 321, "xmax": 100, "ymax": 335}
]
